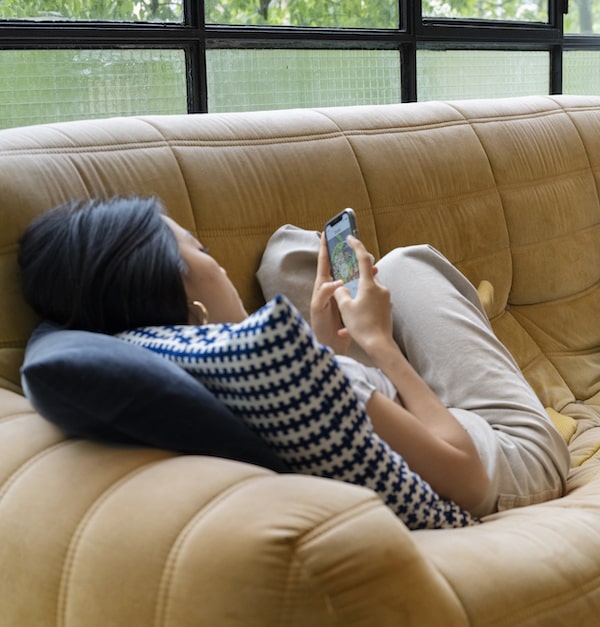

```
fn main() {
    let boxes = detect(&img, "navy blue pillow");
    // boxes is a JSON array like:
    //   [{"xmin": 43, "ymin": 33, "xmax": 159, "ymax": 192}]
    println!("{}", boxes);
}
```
[{"xmin": 20, "ymin": 322, "xmax": 289, "ymax": 472}]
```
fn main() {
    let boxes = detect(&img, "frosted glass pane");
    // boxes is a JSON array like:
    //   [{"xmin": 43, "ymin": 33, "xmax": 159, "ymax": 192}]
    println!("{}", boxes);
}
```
[
  {"xmin": 207, "ymin": 49, "xmax": 401, "ymax": 112},
  {"xmin": 423, "ymin": 0, "xmax": 547, "ymax": 22},
  {"xmin": 0, "ymin": 49, "xmax": 187, "ymax": 130},
  {"xmin": 564, "ymin": 0, "xmax": 600, "ymax": 34},
  {"xmin": 206, "ymin": 0, "xmax": 398, "ymax": 28},
  {"xmin": 0, "ymin": 0, "xmax": 183, "ymax": 22},
  {"xmin": 564, "ymin": 51, "xmax": 600, "ymax": 94},
  {"xmin": 417, "ymin": 50, "xmax": 549, "ymax": 101}
]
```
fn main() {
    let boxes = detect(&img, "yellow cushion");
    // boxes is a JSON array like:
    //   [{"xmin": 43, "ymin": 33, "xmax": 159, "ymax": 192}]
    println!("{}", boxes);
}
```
[
  {"xmin": 546, "ymin": 407, "xmax": 577, "ymax": 443},
  {"xmin": 476, "ymin": 280, "xmax": 495, "ymax": 318}
]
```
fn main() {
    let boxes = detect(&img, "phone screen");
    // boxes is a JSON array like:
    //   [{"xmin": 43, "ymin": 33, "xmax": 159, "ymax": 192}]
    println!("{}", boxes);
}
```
[{"xmin": 325, "ymin": 210, "xmax": 360, "ymax": 298}]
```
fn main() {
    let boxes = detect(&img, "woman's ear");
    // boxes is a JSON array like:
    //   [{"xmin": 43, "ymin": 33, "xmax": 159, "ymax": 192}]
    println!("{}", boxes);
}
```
[{"xmin": 188, "ymin": 301, "xmax": 209, "ymax": 325}]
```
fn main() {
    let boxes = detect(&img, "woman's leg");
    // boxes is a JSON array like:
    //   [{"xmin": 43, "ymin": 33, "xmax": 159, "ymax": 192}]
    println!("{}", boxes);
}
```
[{"xmin": 374, "ymin": 245, "xmax": 570, "ymax": 517}]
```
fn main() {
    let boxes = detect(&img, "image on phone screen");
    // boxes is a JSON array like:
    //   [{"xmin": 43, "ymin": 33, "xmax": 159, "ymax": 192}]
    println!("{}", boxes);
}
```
[{"xmin": 325, "ymin": 210, "xmax": 360, "ymax": 298}]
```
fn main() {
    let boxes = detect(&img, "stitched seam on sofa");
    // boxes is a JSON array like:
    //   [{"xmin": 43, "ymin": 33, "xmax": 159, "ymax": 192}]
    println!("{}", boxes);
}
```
[
  {"xmin": 311, "ymin": 110, "xmax": 380, "ymax": 248},
  {"xmin": 511, "ymin": 289, "xmax": 600, "ymax": 350},
  {"xmin": 482, "ymin": 570, "xmax": 600, "ymax": 627},
  {"xmin": 318, "ymin": 103, "xmax": 493, "ymax": 272},
  {"xmin": 179, "ymin": 223, "xmax": 318, "ymax": 240},
  {"xmin": 281, "ymin": 533, "xmax": 353, "ymax": 626},
  {"xmin": 507, "ymin": 224, "xmax": 600, "ymax": 259},
  {"xmin": 340, "ymin": 116, "xmax": 461, "ymax": 267},
  {"xmin": 279, "ymin": 498, "xmax": 387, "ymax": 626},
  {"xmin": 137, "ymin": 113, "xmax": 348, "ymax": 145},
  {"xmin": 319, "ymin": 110, "xmax": 381, "ymax": 209},
  {"xmin": 454, "ymin": 107, "xmax": 565, "ymax": 127},
  {"xmin": 367, "ymin": 190, "xmax": 510, "ymax": 270},
  {"xmin": 315, "ymin": 106, "xmax": 471, "ymax": 138},
  {"xmin": 517, "ymin": 350, "xmax": 557, "ymax": 383},
  {"xmin": 0, "ymin": 140, "xmax": 173, "ymax": 157},
  {"xmin": 570, "ymin": 441, "xmax": 600, "ymax": 467},
  {"xmin": 47, "ymin": 120, "xmax": 167, "ymax": 149},
  {"xmin": 165, "ymin": 133, "xmax": 348, "ymax": 148},
  {"xmin": 446, "ymin": 102, "xmax": 508, "ymax": 195},
  {"xmin": 152, "ymin": 472, "xmax": 284, "ymax": 627},
  {"xmin": 495, "ymin": 165, "xmax": 596, "ymax": 194},
  {"xmin": 0, "ymin": 337, "xmax": 29, "ymax": 348},
  {"xmin": 294, "ymin": 497, "xmax": 396, "ymax": 548},
  {"xmin": 510, "ymin": 321, "xmax": 570, "ymax": 357},
  {"xmin": 561, "ymin": 105, "xmax": 600, "ymax": 211},
  {"xmin": 56, "ymin": 458, "xmax": 176, "ymax": 627},
  {"xmin": 151, "ymin": 130, "xmax": 201, "ymax": 241},
  {"xmin": 0, "ymin": 438, "xmax": 72, "ymax": 494},
  {"xmin": 510, "ymin": 277, "xmax": 600, "ymax": 314},
  {"xmin": 335, "ymin": 119, "xmax": 470, "ymax": 137},
  {"xmin": 373, "ymin": 187, "xmax": 501, "ymax": 216},
  {"xmin": 152, "ymin": 479, "xmax": 381, "ymax": 627},
  {"xmin": 495, "ymin": 311, "xmax": 576, "ymax": 406},
  {"xmin": 409, "ymin": 103, "xmax": 508, "ymax": 247},
  {"xmin": 0, "ymin": 410, "xmax": 45, "ymax": 425},
  {"xmin": 547, "ymin": 344, "xmax": 600, "ymax": 359},
  {"xmin": 560, "ymin": 104, "xmax": 600, "ymax": 114},
  {"xmin": 449, "ymin": 102, "xmax": 536, "ymax": 300},
  {"xmin": 170, "ymin": 224, "xmax": 312, "ymax": 240},
  {"xmin": 0, "ymin": 238, "xmax": 17, "ymax": 254}
]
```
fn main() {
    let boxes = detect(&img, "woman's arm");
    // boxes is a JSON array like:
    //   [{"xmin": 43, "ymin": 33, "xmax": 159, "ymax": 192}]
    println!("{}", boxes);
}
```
[
  {"xmin": 333, "ymin": 237, "xmax": 489, "ymax": 510},
  {"xmin": 364, "ymin": 361, "xmax": 489, "ymax": 510}
]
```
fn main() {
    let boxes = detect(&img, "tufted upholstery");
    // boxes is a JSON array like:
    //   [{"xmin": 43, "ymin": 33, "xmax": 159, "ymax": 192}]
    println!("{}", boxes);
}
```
[{"xmin": 2, "ymin": 95, "xmax": 600, "ymax": 625}]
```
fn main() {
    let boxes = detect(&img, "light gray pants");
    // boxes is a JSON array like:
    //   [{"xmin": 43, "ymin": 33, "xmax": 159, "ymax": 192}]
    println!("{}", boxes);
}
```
[{"xmin": 374, "ymin": 245, "xmax": 570, "ymax": 518}]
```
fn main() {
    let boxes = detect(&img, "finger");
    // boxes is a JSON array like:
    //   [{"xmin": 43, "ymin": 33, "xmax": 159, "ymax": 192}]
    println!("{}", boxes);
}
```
[
  {"xmin": 333, "ymin": 283, "xmax": 352, "ymax": 309},
  {"xmin": 347, "ymin": 235, "xmax": 376, "ymax": 282},
  {"xmin": 312, "ymin": 279, "xmax": 343, "ymax": 310},
  {"xmin": 316, "ymin": 232, "xmax": 333, "ymax": 280},
  {"xmin": 321, "ymin": 279, "xmax": 344, "ymax": 298}
]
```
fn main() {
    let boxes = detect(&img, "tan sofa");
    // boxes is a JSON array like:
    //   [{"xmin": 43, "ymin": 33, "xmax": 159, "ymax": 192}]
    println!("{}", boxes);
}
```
[{"xmin": 2, "ymin": 95, "xmax": 600, "ymax": 626}]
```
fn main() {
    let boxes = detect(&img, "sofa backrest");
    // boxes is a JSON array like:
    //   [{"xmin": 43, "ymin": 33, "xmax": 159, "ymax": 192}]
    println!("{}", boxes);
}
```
[{"xmin": 1, "ymin": 95, "xmax": 600, "ymax": 410}]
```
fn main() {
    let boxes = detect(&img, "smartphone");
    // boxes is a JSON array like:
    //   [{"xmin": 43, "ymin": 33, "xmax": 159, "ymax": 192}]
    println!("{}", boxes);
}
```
[{"xmin": 325, "ymin": 208, "xmax": 360, "ymax": 298}]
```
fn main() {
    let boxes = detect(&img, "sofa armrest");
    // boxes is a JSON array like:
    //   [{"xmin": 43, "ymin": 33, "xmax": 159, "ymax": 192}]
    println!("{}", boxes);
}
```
[{"xmin": 0, "ymin": 389, "xmax": 466, "ymax": 627}]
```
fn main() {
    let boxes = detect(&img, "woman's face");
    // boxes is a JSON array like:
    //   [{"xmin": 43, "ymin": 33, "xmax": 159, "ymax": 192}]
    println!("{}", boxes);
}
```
[{"xmin": 164, "ymin": 217, "xmax": 248, "ymax": 325}]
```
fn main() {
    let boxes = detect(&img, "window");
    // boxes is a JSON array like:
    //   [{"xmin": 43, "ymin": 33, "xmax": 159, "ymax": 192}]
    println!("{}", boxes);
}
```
[
  {"xmin": 0, "ymin": 49, "xmax": 187, "ymax": 129},
  {"xmin": 0, "ymin": 1, "xmax": 594, "ymax": 130},
  {"xmin": 422, "ymin": 0, "xmax": 548, "ymax": 22}
]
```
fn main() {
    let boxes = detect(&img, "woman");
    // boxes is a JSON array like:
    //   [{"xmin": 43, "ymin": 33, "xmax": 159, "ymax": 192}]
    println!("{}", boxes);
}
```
[{"xmin": 18, "ymin": 196, "xmax": 570, "ymax": 519}]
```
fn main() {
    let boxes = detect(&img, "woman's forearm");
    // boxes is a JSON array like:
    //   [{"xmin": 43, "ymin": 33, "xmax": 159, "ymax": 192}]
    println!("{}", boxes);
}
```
[
  {"xmin": 364, "ymin": 341, "xmax": 489, "ymax": 510},
  {"xmin": 365, "ymin": 392, "xmax": 488, "ymax": 509}
]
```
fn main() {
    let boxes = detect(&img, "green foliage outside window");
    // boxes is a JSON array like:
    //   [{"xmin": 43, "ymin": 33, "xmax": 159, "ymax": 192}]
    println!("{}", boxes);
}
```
[
  {"xmin": 0, "ymin": 0, "xmax": 598, "ymax": 33},
  {"xmin": 0, "ymin": 0, "xmax": 552, "ymax": 26},
  {"xmin": 204, "ymin": 0, "xmax": 397, "ymax": 27},
  {"xmin": 565, "ymin": 0, "xmax": 600, "ymax": 33},
  {"xmin": 0, "ymin": 0, "xmax": 182, "ymax": 21},
  {"xmin": 422, "ymin": 0, "xmax": 547, "ymax": 22}
]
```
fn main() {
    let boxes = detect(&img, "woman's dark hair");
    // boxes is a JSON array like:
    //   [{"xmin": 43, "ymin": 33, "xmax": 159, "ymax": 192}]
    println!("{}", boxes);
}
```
[{"xmin": 18, "ymin": 196, "xmax": 189, "ymax": 334}]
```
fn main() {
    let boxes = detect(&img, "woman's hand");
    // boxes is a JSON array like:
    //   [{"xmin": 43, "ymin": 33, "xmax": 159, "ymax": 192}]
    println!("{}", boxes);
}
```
[
  {"xmin": 310, "ymin": 233, "xmax": 352, "ymax": 354},
  {"xmin": 332, "ymin": 236, "xmax": 393, "ymax": 358}
]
